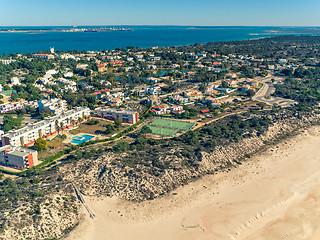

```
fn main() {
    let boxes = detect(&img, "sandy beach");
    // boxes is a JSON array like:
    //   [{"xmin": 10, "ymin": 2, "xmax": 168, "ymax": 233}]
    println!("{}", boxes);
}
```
[{"xmin": 66, "ymin": 126, "xmax": 320, "ymax": 240}]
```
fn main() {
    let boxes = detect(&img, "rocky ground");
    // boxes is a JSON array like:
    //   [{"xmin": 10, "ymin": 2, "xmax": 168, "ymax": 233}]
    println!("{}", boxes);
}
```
[{"xmin": 0, "ymin": 186, "xmax": 81, "ymax": 240}]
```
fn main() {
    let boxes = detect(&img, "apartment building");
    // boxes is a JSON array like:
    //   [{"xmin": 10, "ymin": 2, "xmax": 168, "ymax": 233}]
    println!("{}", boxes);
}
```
[
  {"xmin": 0, "ymin": 100, "xmax": 38, "ymax": 113},
  {"xmin": 38, "ymin": 98, "xmax": 67, "ymax": 115},
  {"xmin": 0, "ymin": 146, "xmax": 38, "ymax": 170},
  {"xmin": 93, "ymin": 107, "xmax": 139, "ymax": 124},
  {"xmin": 1, "ymin": 107, "xmax": 90, "ymax": 147},
  {"xmin": 33, "ymin": 54, "xmax": 55, "ymax": 60}
]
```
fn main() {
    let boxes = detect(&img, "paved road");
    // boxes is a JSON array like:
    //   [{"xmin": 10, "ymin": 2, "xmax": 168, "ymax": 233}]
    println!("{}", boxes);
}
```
[{"xmin": 253, "ymin": 76, "xmax": 296, "ymax": 107}]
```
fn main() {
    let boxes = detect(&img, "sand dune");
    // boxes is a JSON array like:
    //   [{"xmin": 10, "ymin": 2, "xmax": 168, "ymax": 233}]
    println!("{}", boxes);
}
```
[{"xmin": 66, "ymin": 126, "xmax": 320, "ymax": 240}]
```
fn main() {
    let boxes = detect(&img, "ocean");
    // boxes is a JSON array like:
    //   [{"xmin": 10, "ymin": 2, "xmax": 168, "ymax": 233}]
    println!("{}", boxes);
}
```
[{"xmin": 0, "ymin": 26, "xmax": 319, "ymax": 54}]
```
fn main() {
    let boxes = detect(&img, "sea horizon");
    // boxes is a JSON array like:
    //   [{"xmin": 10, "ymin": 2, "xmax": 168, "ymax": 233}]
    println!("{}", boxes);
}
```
[
  {"xmin": 0, "ymin": 25, "xmax": 320, "ymax": 54},
  {"xmin": 0, "ymin": 25, "xmax": 319, "ymax": 27}
]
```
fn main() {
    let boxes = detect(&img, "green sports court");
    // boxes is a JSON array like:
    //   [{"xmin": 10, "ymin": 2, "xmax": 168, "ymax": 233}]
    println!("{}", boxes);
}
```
[
  {"xmin": 148, "ymin": 126, "xmax": 178, "ymax": 136},
  {"xmin": 150, "ymin": 118, "xmax": 195, "ymax": 131},
  {"xmin": 148, "ymin": 118, "xmax": 195, "ymax": 136}
]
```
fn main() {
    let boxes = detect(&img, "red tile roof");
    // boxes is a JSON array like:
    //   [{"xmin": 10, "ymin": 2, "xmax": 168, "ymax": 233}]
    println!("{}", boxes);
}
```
[{"xmin": 200, "ymin": 109, "xmax": 210, "ymax": 113}]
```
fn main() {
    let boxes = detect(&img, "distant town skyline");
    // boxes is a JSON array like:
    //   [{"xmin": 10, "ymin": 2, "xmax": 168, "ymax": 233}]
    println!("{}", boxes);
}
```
[{"xmin": 0, "ymin": 0, "xmax": 319, "ymax": 26}]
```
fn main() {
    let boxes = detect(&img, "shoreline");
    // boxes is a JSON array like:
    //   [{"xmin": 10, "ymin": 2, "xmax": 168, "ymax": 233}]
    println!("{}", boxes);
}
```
[{"xmin": 66, "ymin": 125, "xmax": 320, "ymax": 240}]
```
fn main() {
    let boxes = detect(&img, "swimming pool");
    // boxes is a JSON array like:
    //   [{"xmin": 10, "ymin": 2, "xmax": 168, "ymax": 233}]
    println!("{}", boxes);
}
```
[{"xmin": 71, "ymin": 134, "xmax": 95, "ymax": 144}]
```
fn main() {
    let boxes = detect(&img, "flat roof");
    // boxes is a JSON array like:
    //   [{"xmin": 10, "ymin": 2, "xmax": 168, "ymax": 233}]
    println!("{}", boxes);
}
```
[
  {"xmin": 9, "ymin": 149, "xmax": 33, "ymax": 157},
  {"xmin": 2, "ymin": 147, "xmax": 37, "ymax": 157},
  {"xmin": 4, "ymin": 107, "xmax": 90, "ymax": 138},
  {"xmin": 95, "ymin": 107, "xmax": 137, "ymax": 115}
]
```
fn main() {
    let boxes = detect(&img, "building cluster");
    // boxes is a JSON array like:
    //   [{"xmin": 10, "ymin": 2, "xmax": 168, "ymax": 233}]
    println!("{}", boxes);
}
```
[
  {"xmin": 1, "ymin": 107, "xmax": 90, "ymax": 147},
  {"xmin": 150, "ymin": 105, "xmax": 184, "ymax": 115},
  {"xmin": 0, "ymin": 98, "xmax": 69, "ymax": 115},
  {"xmin": 56, "ymin": 78, "xmax": 77, "ymax": 92},
  {"xmin": 0, "ymin": 100, "xmax": 38, "ymax": 113},
  {"xmin": 98, "ymin": 61, "xmax": 124, "ymax": 72},
  {"xmin": 38, "ymin": 98, "xmax": 67, "ymax": 115},
  {"xmin": 93, "ymin": 107, "xmax": 139, "ymax": 124},
  {"xmin": 135, "ymin": 86, "xmax": 162, "ymax": 96},
  {"xmin": 0, "ymin": 59, "xmax": 16, "ymax": 65},
  {"xmin": 0, "ymin": 42, "xmax": 308, "ymax": 171}
]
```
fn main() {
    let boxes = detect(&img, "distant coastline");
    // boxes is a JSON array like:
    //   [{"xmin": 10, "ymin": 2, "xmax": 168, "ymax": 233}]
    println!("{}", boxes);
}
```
[
  {"xmin": 0, "ymin": 27, "xmax": 133, "ymax": 33},
  {"xmin": 249, "ymin": 29, "xmax": 320, "ymax": 36},
  {"xmin": 0, "ymin": 26, "xmax": 319, "ymax": 54}
]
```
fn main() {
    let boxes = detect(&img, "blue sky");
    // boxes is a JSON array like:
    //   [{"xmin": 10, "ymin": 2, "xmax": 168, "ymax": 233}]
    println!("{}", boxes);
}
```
[{"xmin": 0, "ymin": 0, "xmax": 319, "ymax": 26}]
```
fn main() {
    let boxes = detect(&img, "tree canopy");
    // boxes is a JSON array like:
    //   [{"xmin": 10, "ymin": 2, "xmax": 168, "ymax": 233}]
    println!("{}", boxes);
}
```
[
  {"xmin": 34, "ymin": 138, "xmax": 47, "ymax": 151},
  {"xmin": 2, "ymin": 115, "xmax": 22, "ymax": 132}
]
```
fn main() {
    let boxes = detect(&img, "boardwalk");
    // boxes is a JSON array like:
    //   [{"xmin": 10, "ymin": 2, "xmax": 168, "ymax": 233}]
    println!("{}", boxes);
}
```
[
  {"xmin": 28, "ymin": 181, "xmax": 95, "ymax": 218},
  {"xmin": 71, "ymin": 182, "xmax": 95, "ymax": 218}
]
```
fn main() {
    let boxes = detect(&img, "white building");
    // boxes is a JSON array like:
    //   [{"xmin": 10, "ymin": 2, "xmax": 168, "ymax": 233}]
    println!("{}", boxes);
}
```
[
  {"xmin": 11, "ymin": 77, "xmax": 20, "ymax": 85},
  {"xmin": 33, "ymin": 54, "xmax": 55, "ymax": 60},
  {"xmin": 188, "ymin": 53, "xmax": 198, "ymax": 60},
  {"xmin": 46, "ymin": 69, "xmax": 58, "ymax": 75},
  {"xmin": 42, "ymin": 69, "xmax": 58, "ymax": 82},
  {"xmin": 61, "ymin": 53, "xmax": 76, "ymax": 60},
  {"xmin": 76, "ymin": 63, "xmax": 88, "ymax": 69},
  {"xmin": 38, "ymin": 98, "xmax": 67, "ymax": 115},
  {"xmin": 1, "ymin": 107, "xmax": 91, "ymax": 147},
  {"xmin": 197, "ymin": 53, "xmax": 207, "ymax": 57},
  {"xmin": 64, "ymin": 72, "xmax": 74, "ymax": 78},
  {"xmin": 148, "ymin": 65, "xmax": 157, "ymax": 70},
  {"xmin": 146, "ymin": 86, "xmax": 161, "ymax": 95},
  {"xmin": 146, "ymin": 77, "xmax": 160, "ymax": 83},
  {"xmin": 0, "ymin": 59, "xmax": 16, "ymax": 65},
  {"xmin": 170, "ymin": 64, "xmax": 180, "ymax": 69},
  {"xmin": 278, "ymin": 59, "xmax": 287, "ymax": 64},
  {"xmin": 0, "ymin": 100, "xmax": 38, "ymax": 113},
  {"xmin": 57, "ymin": 78, "xmax": 77, "ymax": 92},
  {"xmin": 150, "ymin": 56, "xmax": 161, "ymax": 61}
]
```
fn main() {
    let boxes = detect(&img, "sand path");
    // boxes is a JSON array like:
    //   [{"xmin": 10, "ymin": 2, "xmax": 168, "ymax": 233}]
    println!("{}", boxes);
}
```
[{"xmin": 66, "ymin": 126, "xmax": 320, "ymax": 240}]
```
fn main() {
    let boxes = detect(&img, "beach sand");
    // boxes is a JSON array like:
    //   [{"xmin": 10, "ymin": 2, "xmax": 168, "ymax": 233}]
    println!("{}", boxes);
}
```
[{"xmin": 66, "ymin": 126, "xmax": 320, "ymax": 240}]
